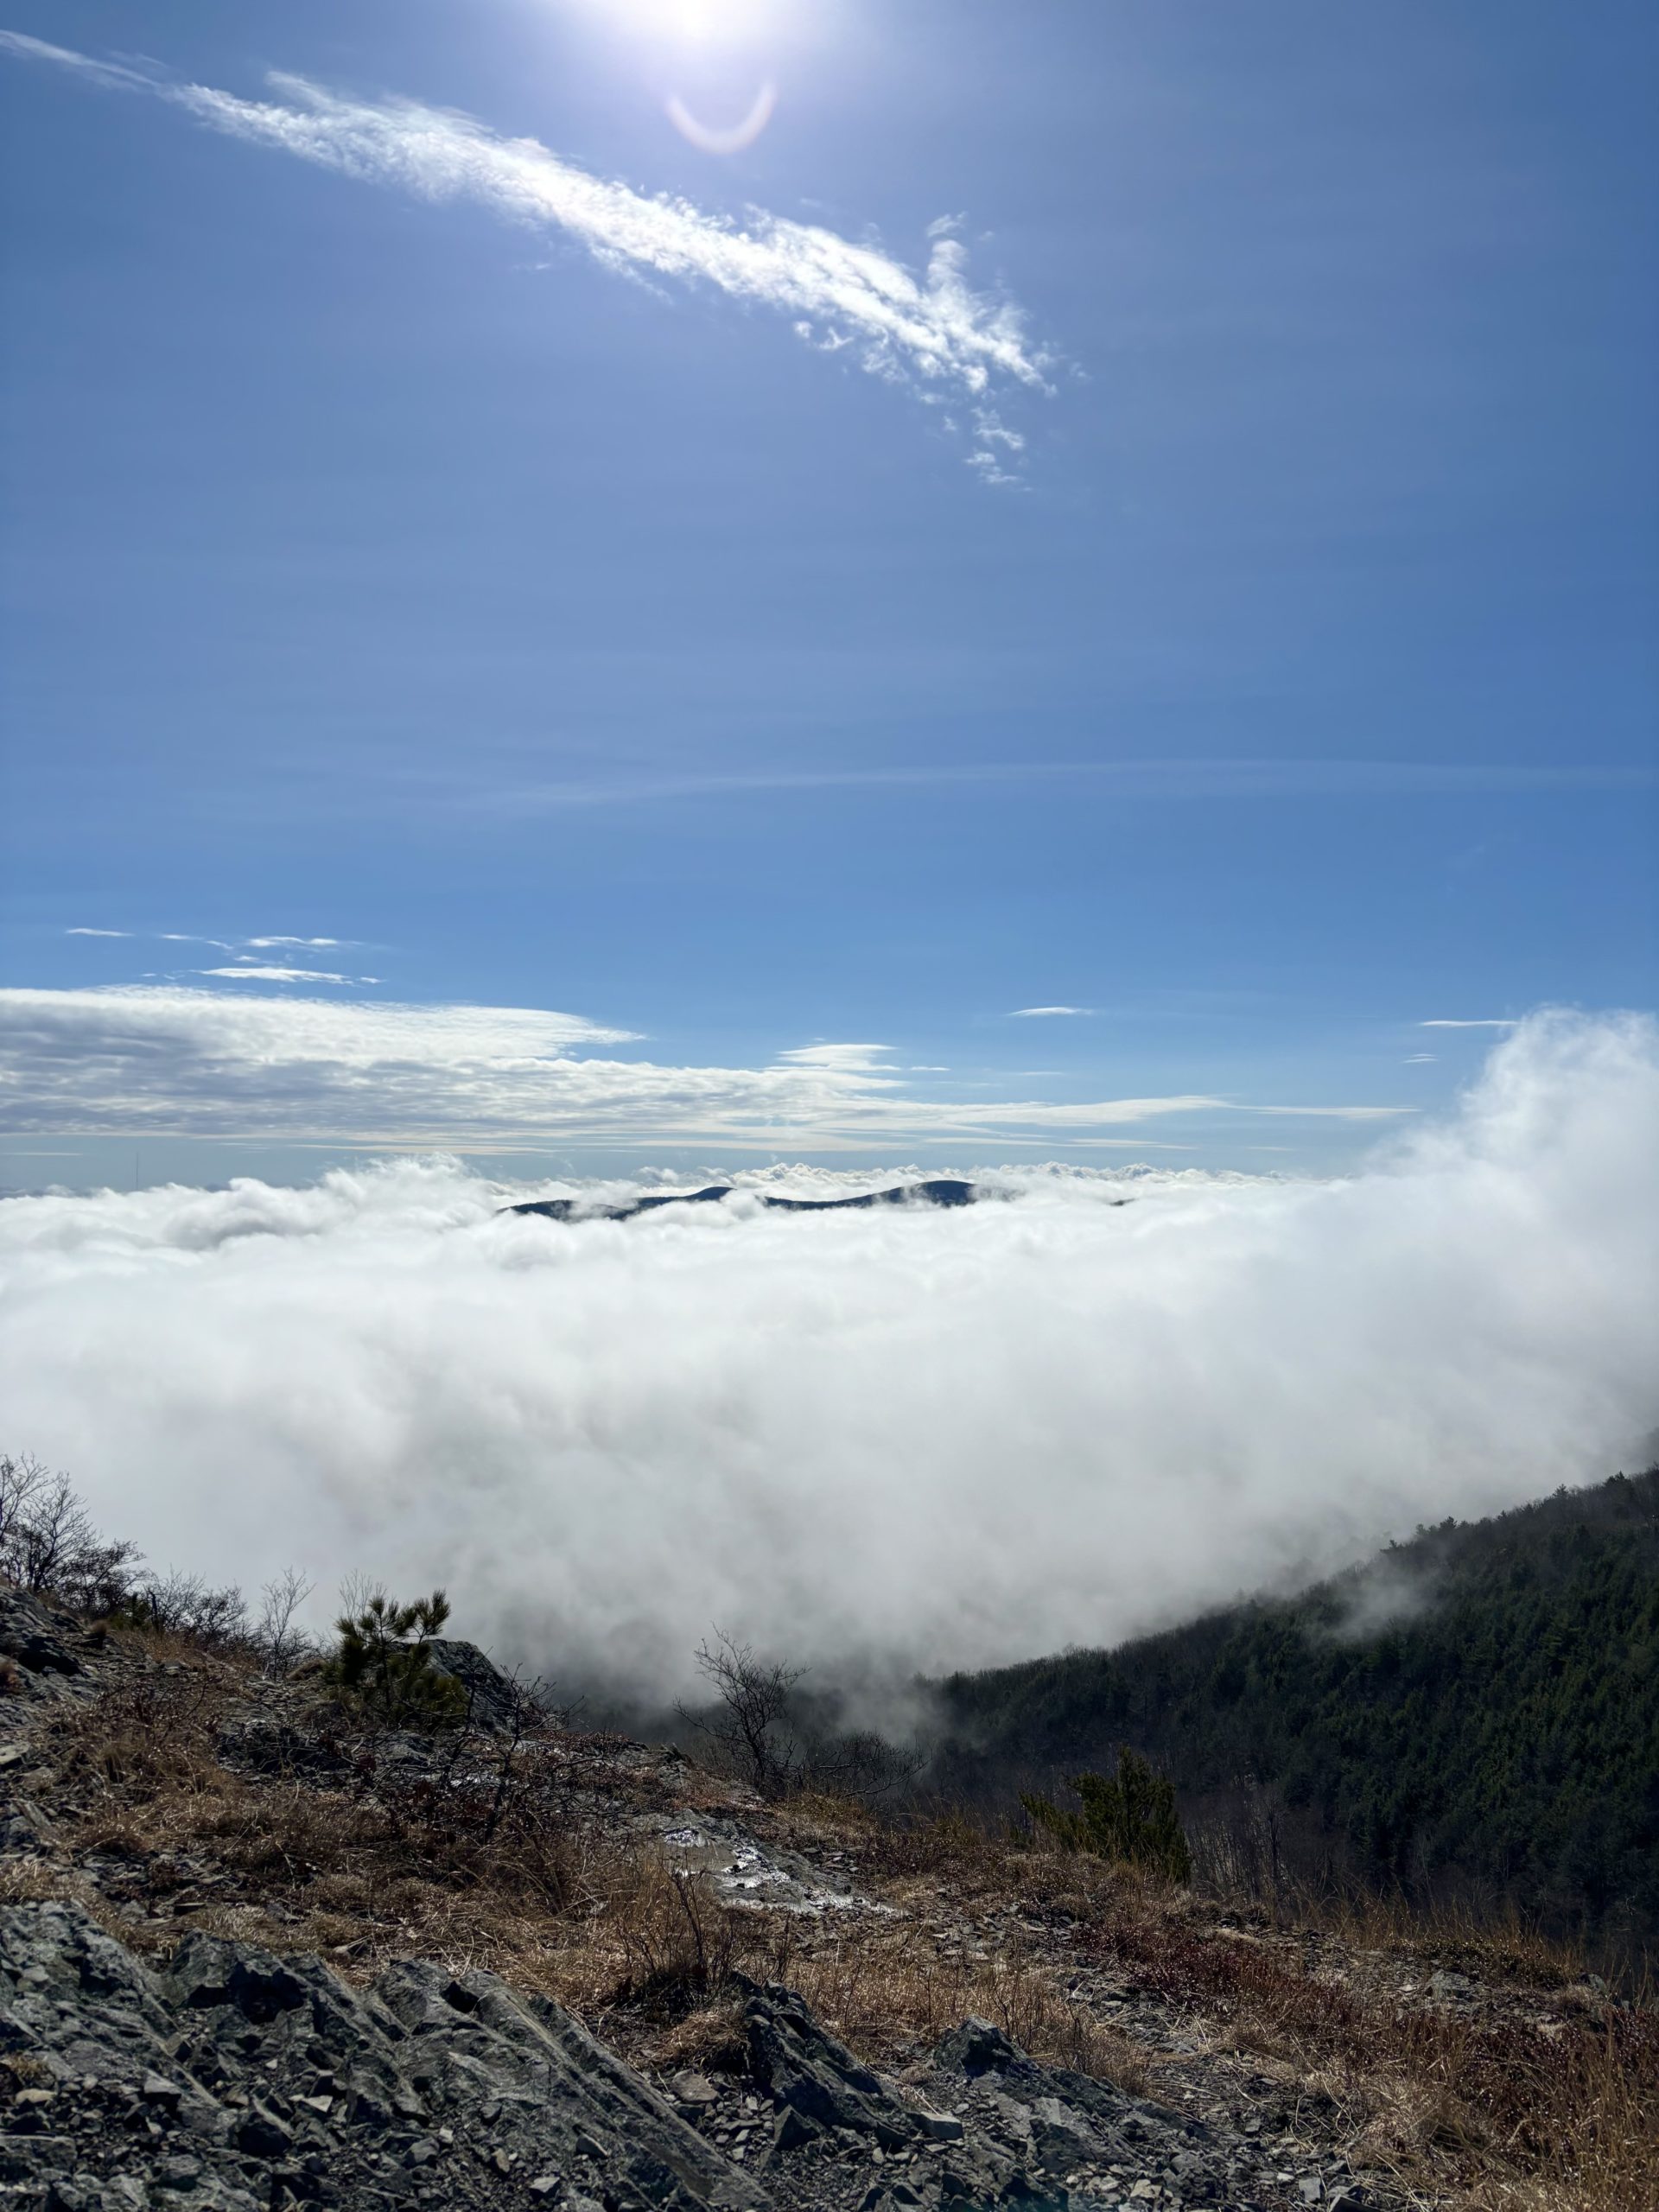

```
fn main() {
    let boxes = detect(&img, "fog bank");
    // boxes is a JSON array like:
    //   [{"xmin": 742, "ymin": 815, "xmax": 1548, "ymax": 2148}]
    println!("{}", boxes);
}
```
[{"xmin": 1, "ymin": 1012, "xmax": 1653, "ymax": 1700}]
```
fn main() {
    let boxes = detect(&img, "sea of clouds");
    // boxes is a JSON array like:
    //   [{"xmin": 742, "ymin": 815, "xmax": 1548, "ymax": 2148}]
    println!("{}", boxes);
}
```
[{"xmin": 2, "ymin": 1011, "xmax": 1654, "ymax": 1704}]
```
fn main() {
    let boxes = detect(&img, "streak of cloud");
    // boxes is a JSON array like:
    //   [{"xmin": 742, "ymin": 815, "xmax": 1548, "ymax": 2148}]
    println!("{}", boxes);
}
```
[
  {"xmin": 0, "ymin": 1014, "xmax": 1651, "ymax": 1700},
  {"xmin": 0, "ymin": 988, "xmax": 1242, "ymax": 1147},
  {"xmin": 196, "ymin": 965, "xmax": 360, "ymax": 986},
  {"xmin": 0, "ymin": 30, "xmax": 1050, "ymax": 455},
  {"xmin": 482, "ymin": 757, "xmax": 1659, "ymax": 817}
]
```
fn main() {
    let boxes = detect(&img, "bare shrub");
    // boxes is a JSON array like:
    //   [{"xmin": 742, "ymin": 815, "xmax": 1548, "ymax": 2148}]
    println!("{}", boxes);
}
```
[
  {"xmin": 0, "ymin": 1452, "xmax": 51, "ymax": 1561},
  {"xmin": 255, "ymin": 1567, "xmax": 316, "ymax": 1677},
  {"xmin": 596, "ymin": 1850, "xmax": 737, "ymax": 2021},
  {"xmin": 52, "ymin": 1671, "xmax": 230, "ymax": 1799},
  {"xmin": 0, "ymin": 1455, "xmax": 139, "ymax": 1613},
  {"xmin": 118, "ymin": 1569, "xmax": 249, "ymax": 1649},
  {"xmin": 368, "ymin": 1677, "xmax": 582, "ymax": 1914},
  {"xmin": 678, "ymin": 1629, "xmax": 804, "ymax": 1799}
]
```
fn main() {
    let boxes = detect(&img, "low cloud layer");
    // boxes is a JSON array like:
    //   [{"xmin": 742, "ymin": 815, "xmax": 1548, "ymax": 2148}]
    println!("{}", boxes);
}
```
[
  {"xmin": 0, "ymin": 1014, "xmax": 1652, "ymax": 1701},
  {"xmin": 0, "ymin": 31, "xmax": 1047, "ymax": 474}
]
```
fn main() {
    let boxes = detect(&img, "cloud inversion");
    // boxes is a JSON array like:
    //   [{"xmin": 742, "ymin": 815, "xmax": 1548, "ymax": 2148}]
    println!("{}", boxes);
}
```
[{"xmin": 0, "ymin": 1014, "xmax": 1651, "ymax": 1700}]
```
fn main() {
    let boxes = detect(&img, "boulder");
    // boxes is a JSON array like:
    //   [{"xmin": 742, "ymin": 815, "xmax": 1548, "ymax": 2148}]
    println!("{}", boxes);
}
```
[{"xmin": 420, "ymin": 1637, "xmax": 531, "ymax": 1734}]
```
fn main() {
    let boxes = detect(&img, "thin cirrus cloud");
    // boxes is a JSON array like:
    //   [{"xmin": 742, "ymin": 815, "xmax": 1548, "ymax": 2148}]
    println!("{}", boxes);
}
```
[
  {"xmin": 481, "ymin": 757, "xmax": 1659, "ymax": 818},
  {"xmin": 1421, "ymin": 1018, "xmax": 1520, "ymax": 1029},
  {"xmin": 0, "ymin": 986, "xmax": 1416, "ymax": 1149},
  {"xmin": 69, "ymin": 928, "xmax": 351, "ymax": 948},
  {"xmin": 194, "ymin": 965, "xmax": 376, "ymax": 987},
  {"xmin": 1008, "ymin": 1006, "xmax": 1091, "ymax": 1019},
  {"xmin": 0, "ymin": 32, "xmax": 1050, "ymax": 476}
]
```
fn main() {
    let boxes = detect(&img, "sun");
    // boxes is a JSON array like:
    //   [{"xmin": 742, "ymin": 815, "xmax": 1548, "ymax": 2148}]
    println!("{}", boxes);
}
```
[{"xmin": 571, "ymin": 0, "xmax": 780, "ymax": 47}]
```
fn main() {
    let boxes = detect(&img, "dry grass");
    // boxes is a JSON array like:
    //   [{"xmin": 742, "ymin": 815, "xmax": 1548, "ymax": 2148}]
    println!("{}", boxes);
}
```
[
  {"xmin": 2, "ymin": 2052, "xmax": 55, "ymax": 2088},
  {"xmin": 984, "ymin": 1838, "xmax": 1659, "ymax": 2212},
  {"xmin": 35, "ymin": 1676, "xmax": 1150, "ymax": 2102},
  {"xmin": 1091, "ymin": 1902, "xmax": 1656, "ymax": 2202},
  {"xmin": 26, "ymin": 1670, "xmax": 1659, "ymax": 2210},
  {"xmin": 760, "ymin": 1916, "xmax": 1149, "ymax": 2094},
  {"xmin": 0, "ymin": 1853, "xmax": 160, "ymax": 1955},
  {"xmin": 528, "ymin": 1839, "xmax": 1149, "ymax": 2090}
]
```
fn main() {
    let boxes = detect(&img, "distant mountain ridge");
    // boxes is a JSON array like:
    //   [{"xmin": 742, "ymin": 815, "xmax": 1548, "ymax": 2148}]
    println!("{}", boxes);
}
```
[
  {"xmin": 929, "ymin": 1465, "xmax": 1659, "ymax": 1942},
  {"xmin": 507, "ymin": 1177, "xmax": 984, "ymax": 1223}
]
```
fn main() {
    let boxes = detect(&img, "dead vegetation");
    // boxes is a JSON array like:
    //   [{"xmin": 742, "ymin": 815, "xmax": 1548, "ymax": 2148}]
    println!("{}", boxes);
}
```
[
  {"xmin": 895, "ymin": 1827, "xmax": 1659, "ymax": 2212},
  {"xmin": 12, "ymin": 1624, "xmax": 1658, "ymax": 2212},
  {"xmin": 29, "ymin": 1654, "xmax": 1151, "ymax": 2101}
]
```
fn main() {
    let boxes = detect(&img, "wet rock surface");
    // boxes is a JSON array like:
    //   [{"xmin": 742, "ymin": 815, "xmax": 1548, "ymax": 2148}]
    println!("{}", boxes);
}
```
[{"xmin": 652, "ymin": 1825, "xmax": 860, "ymax": 1918}]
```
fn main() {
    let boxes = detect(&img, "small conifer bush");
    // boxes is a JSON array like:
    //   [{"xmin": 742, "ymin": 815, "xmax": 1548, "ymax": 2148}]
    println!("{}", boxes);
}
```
[
  {"xmin": 1022, "ymin": 1745, "xmax": 1192, "ymax": 1883},
  {"xmin": 322, "ymin": 1587, "xmax": 467, "ymax": 1729}
]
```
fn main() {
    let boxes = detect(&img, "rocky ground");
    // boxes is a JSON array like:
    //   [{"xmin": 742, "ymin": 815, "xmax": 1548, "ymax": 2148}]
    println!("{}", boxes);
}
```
[{"xmin": 0, "ymin": 1587, "xmax": 1640, "ymax": 2212}]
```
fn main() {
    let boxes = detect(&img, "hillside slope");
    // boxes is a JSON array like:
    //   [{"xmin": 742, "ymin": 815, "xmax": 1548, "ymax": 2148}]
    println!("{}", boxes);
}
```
[
  {"xmin": 931, "ymin": 1467, "xmax": 1659, "ymax": 1941},
  {"xmin": 3, "ymin": 1567, "xmax": 1656, "ymax": 2207}
]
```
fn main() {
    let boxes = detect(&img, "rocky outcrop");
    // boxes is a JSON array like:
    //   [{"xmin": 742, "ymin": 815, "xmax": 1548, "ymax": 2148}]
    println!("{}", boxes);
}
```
[
  {"xmin": 0, "ymin": 1904, "xmax": 762, "ymax": 2211},
  {"xmin": 0, "ymin": 1910, "xmax": 1385, "ymax": 2212},
  {"xmin": 0, "ymin": 1594, "xmax": 106, "ymax": 1710},
  {"xmin": 417, "ymin": 1643, "xmax": 528, "ymax": 1737},
  {"xmin": 0, "ymin": 1592, "xmax": 1439, "ymax": 2210},
  {"xmin": 739, "ymin": 1981, "xmax": 917, "ymax": 2152}
]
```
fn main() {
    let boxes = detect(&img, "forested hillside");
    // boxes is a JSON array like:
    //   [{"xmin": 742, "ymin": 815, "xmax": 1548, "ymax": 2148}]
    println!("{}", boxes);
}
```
[{"xmin": 931, "ymin": 1466, "xmax": 1659, "ymax": 1941}]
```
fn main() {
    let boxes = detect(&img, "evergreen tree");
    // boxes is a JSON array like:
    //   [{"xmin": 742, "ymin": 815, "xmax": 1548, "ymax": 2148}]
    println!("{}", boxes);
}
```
[
  {"xmin": 1023, "ymin": 1746, "xmax": 1192, "ymax": 1882},
  {"xmin": 323, "ymin": 1588, "xmax": 467, "ymax": 1729},
  {"xmin": 938, "ymin": 1466, "xmax": 1659, "ymax": 1938}
]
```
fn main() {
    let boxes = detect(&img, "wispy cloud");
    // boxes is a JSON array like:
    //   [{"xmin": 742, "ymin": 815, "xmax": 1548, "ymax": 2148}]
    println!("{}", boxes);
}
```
[
  {"xmin": 66, "ymin": 925, "xmax": 359, "ymax": 961},
  {"xmin": 775, "ymin": 1043, "xmax": 899, "ymax": 1074},
  {"xmin": 0, "ymin": 31, "xmax": 1050, "ymax": 467},
  {"xmin": 196, "ymin": 965, "xmax": 365, "ymax": 986},
  {"xmin": 1257, "ymin": 1104, "xmax": 1414, "ymax": 1122},
  {"xmin": 1421, "ymin": 1018, "xmax": 1520, "ymax": 1029},
  {"xmin": 0, "ymin": 986, "xmax": 1393, "ymax": 1149},
  {"xmin": 484, "ymin": 757, "xmax": 1659, "ymax": 817},
  {"xmin": 1008, "ymin": 1005, "xmax": 1091, "ymax": 1019}
]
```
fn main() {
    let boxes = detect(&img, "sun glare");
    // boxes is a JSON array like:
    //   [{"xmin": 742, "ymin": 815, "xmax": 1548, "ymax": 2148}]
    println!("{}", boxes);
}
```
[{"xmin": 578, "ymin": 0, "xmax": 780, "ymax": 47}]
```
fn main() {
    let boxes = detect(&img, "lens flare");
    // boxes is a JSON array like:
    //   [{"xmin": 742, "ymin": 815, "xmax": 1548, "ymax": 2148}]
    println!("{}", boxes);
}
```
[{"xmin": 666, "ymin": 79, "xmax": 776, "ymax": 152}]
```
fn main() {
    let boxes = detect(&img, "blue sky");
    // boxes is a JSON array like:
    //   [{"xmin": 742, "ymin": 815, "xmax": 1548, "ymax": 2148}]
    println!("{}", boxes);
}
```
[{"xmin": 2, "ymin": 0, "xmax": 1655, "ymax": 1185}]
